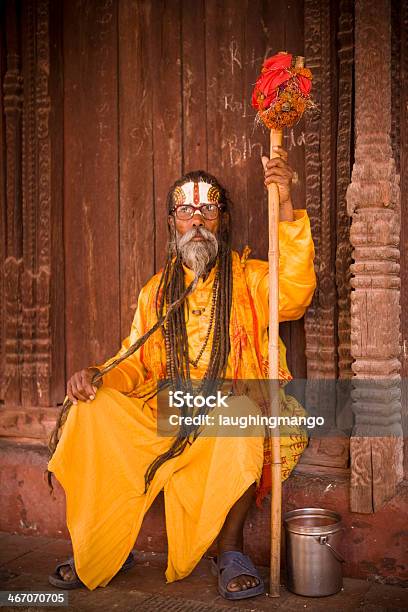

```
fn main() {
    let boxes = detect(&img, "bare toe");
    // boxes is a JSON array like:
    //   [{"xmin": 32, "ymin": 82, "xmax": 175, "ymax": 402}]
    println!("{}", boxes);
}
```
[
  {"xmin": 59, "ymin": 565, "xmax": 76, "ymax": 582},
  {"xmin": 227, "ymin": 574, "xmax": 259, "ymax": 592}
]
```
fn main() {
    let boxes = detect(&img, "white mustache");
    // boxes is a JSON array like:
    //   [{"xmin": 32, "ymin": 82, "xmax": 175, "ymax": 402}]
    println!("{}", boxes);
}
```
[{"xmin": 177, "ymin": 227, "xmax": 214, "ymax": 249}]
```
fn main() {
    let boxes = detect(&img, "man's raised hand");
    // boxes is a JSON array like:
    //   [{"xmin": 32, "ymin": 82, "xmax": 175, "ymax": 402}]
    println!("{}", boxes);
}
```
[
  {"xmin": 67, "ymin": 367, "xmax": 102, "ymax": 405},
  {"xmin": 261, "ymin": 146, "xmax": 294, "ymax": 204},
  {"xmin": 261, "ymin": 147, "xmax": 295, "ymax": 222}
]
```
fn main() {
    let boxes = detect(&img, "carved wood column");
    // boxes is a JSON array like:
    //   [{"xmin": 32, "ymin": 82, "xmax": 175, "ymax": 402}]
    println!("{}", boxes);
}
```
[
  {"xmin": 20, "ymin": 0, "xmax": 56, "ymax": 406},
  {"xmin": 303, "ymin": 0, "xmax": 338, "ymax": 430},
  {"xmin": 399, "ymin": 0, "xmax": 408, "ymax": 474},
  {"xmin": 1, "ymin": 0, "xmax": 64, "ymax": 437},
  {"xmin": 347, "ymin": 0, "xmax": 404, "ymax": 512},
  {"xmin": 301, "ymin": 0, "xmax": 352, "ymax": 471},
  {"xmin": 2, "ymin": 0, "xmax": 24, "ymax": 405},
  {"xmin": 335, "ymin": 0, "xmax": 354, "ymax": 431}
]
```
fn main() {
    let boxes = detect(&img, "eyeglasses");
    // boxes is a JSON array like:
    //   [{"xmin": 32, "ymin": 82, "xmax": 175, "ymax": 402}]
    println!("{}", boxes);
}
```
[{"xmin": 171, "ymin": 204, "xmax": 223, "ymax": 220}]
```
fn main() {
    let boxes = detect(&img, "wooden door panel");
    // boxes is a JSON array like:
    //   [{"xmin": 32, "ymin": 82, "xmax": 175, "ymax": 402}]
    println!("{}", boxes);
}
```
[
  {"xmin": 118, "ymin": 0, "xmax": 155, "ymax": 338},
  {"xmin": 63, "ymin": 0, "xmax": 120, "ymax": 374}
]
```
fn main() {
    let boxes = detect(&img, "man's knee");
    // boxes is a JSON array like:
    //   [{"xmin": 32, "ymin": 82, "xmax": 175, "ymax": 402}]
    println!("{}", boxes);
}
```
[{"xmin": 71, "ymin": 386, "xmax": 112, "ymax": 420}]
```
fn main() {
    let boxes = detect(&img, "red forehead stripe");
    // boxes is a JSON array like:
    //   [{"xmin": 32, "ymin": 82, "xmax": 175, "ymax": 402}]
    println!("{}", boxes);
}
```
[{"xmin": 193, "ymin": 182, "xmax": 200, "ymax": 205}]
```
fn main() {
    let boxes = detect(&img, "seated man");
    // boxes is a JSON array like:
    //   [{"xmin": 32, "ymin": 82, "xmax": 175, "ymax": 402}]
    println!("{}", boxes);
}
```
[{"xmin": 48, "ymin": 149, "xmax": 316, "ymax": 600}]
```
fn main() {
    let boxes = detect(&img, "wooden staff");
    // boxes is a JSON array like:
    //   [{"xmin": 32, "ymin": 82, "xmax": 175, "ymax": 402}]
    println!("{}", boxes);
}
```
[
  {"xmin": 268, "ymin": 55, "xmax": 307, "ymax": 598},
  {"xmin": 268, "ymin": 127, "xmax": 282, "ymax": 597},
  {"xmin": 252, "ymin": 52, "xmax": 311, "ymax": 597}
]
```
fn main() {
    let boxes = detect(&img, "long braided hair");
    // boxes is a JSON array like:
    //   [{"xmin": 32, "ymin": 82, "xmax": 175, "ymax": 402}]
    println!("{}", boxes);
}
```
[{"xmin": 143, "ymin": 170, "xmax": 233, "ymax": 490}]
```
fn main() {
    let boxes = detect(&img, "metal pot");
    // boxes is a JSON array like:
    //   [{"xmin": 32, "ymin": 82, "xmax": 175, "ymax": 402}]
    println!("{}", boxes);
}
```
[{"xmin": 284, "ymin": 507, "xmax": 344, "ymax": 597}]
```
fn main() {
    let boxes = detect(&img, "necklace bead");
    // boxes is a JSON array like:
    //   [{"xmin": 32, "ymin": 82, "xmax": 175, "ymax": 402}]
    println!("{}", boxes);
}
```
[{"xmin": 189, "ymin": 273, "xmax": 219, "ymax": 368}]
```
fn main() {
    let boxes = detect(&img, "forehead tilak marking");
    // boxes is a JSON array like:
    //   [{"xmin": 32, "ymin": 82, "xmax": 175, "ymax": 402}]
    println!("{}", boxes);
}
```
[
  {"xmin": 175, "ymin": 180, "xmax": 220, "ymax": 206},
  {"xmin": 173, "ymin": 186, "xmax": 185, "ymax": 206},
  {"xmin": 193, "ymin": 182, "xmax": 200, "ymax": 205},
  {"xmin": 208, "ymin": 185, "xmax": 221, "ymax": 203}
]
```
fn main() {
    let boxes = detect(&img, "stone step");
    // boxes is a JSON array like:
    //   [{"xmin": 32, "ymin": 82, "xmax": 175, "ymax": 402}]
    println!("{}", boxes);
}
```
[{"xmin": 1, "ymin": 533, "xmax": 408, "ymax": 611}]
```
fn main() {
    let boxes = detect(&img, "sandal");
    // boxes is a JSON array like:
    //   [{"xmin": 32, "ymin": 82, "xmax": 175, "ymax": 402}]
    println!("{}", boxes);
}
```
[
  {"xmin": 48, "ymin": 552, "xmax": 135, "ymax": 589},
  {"xmin": 211, "ymin": 551, "xmax": 265, "ymax": 600}
]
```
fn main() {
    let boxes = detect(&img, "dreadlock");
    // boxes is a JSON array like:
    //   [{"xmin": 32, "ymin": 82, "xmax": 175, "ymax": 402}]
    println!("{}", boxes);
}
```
[{"xmin": 143, "ymin": 171, "xmax": 233, "ymax": 490}]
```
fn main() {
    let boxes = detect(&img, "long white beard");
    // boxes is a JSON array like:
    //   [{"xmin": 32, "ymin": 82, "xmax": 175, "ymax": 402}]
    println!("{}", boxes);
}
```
[{"xmin": 177, "ymin": 227, "xmax": 219, "ymax": 278}]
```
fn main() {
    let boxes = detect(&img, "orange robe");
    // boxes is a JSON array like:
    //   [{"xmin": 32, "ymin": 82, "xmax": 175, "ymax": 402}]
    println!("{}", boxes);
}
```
[{"xmin": 48, "ymin": 209, "xmax": 316, "ymax": 590}]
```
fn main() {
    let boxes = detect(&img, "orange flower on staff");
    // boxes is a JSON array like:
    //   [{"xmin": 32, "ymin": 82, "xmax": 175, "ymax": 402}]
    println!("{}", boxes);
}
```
[
  {"xmin": 295, "ymin": 69, "xmax": 312, "ymax": 96},
  {"xmin": 252, "ymin": 52, "xmax": 313, "ymax": 130}
]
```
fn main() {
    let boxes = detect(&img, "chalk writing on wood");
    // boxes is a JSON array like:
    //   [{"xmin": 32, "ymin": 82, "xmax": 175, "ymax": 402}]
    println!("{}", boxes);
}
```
[
  {"xmin": 229, "ymin": 40, "xmax": 242, "ymax": 74},
  {"xmin": 285, "ymin": 128, "xmax": 306, "ymax": 150},
  {"xmin": 223, "ymin": 134, "xmax": 264, "ymax": 167},
  {"xmin": 220, "ymin": 40, "xmax": 243, "ymax": 76},
  {"xmin": 222, "ymin": 93, "xmax": 255, "ymax": 119}
]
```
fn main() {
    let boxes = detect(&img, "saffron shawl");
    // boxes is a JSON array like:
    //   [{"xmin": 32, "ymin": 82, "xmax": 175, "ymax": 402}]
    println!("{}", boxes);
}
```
[{"xmin": 133, "ymin": 251, "xmax": 308, "ymax": 505}]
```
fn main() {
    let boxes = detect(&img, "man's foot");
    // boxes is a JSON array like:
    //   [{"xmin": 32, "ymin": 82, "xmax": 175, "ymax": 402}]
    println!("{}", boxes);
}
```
[
  {"xmin": 212, "ymin": 550, "xmax": 264, "ymax": 600},
  {"xmin": 48, "ymin": 557, "xmax": 83, "ymax": 589},
  {"xmin": 48, "ymin": 553, "xmax": 135, "ymax": 590},
  {"xmin": 218, "ymin": 549, "xmax": 260, "ymax": 592}
]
